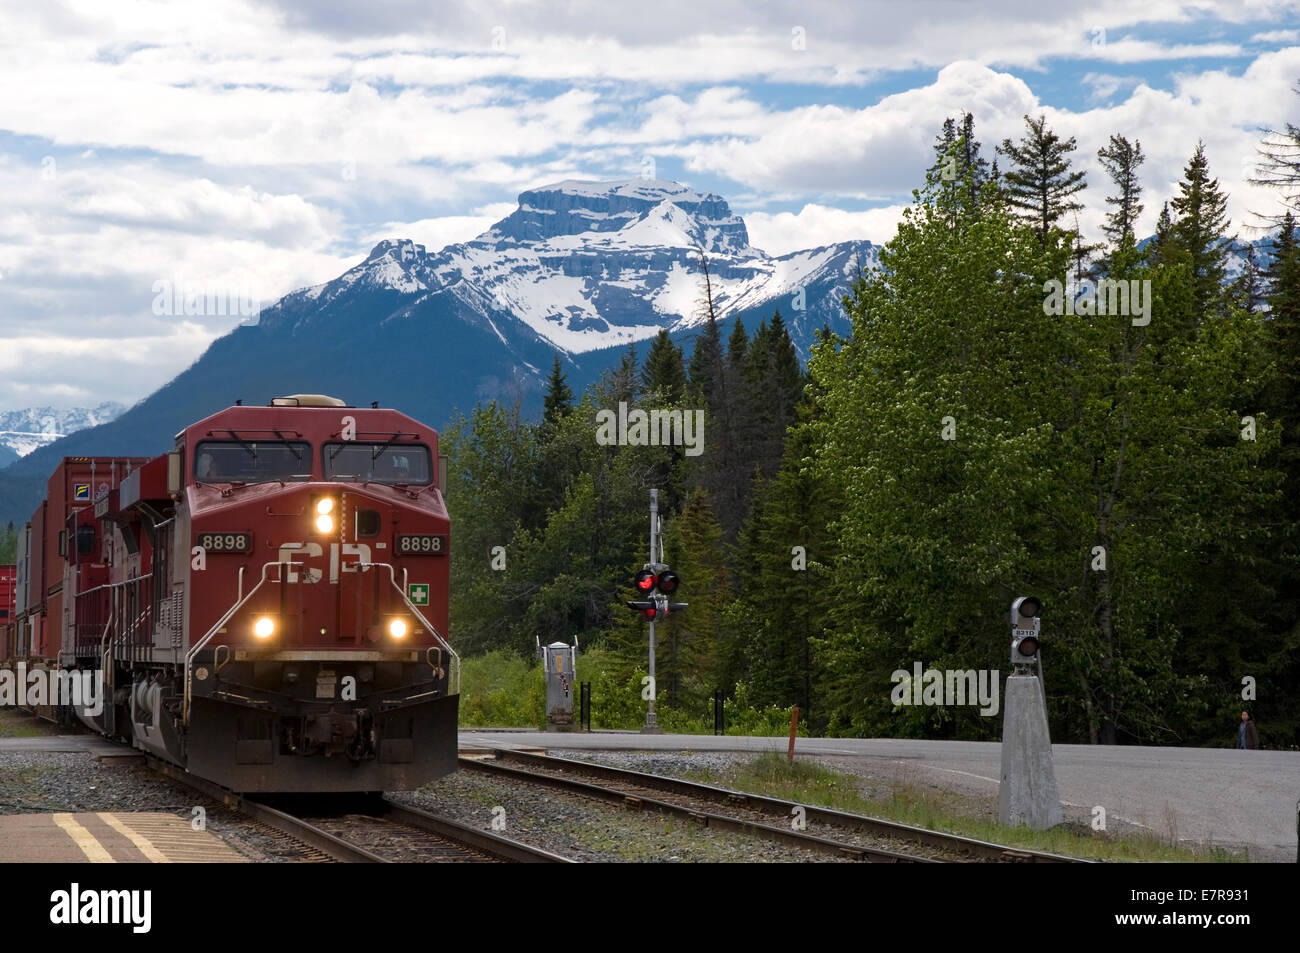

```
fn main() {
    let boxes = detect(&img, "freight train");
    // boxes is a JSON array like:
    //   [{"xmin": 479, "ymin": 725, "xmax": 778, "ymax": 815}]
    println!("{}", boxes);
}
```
[{"xmin": 0, "ymin": 395, "xmax": 457, "ymax": 792}]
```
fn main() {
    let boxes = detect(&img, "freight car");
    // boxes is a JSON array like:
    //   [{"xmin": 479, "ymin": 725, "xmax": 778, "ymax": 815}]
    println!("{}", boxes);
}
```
[{"xmin": 0, "ymin": 395, "xmax": 458, "ymax": 792}]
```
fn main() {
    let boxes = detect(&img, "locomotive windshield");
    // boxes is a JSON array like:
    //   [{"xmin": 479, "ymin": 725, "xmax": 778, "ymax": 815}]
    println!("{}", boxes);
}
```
[
  {"xmin": 323, "ymin": 442, "xmax": 432, "ymax": 485},
  {"xmin": 194, "ymin": 440, "xmax": 313, "ymax": 483}
]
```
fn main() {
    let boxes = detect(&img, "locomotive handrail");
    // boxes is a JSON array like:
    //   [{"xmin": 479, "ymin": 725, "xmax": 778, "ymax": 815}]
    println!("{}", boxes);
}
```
[
  {"xmin": 182, "ymin": 558, "xmax": 460, "ymax": 723},
  {"xmin": 75, "ymin": 573, "xmax": 154, "ymax": 599},
  {"xmin": 363, "ymin": 560, "xmax": 460, "ymax": 695},
  {"xmin": 182, "ymin": 560, "xmax": 279, "ymax": 724}
]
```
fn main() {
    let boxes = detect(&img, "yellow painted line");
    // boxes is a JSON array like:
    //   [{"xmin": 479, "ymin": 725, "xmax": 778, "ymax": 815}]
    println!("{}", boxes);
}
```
[
  {"xmin": 52, "ymin": 814, "xmax": 114, "ymax": 863},
  {"xmin": 96, "ymin": 813, "xmax": 171, "ymax": 864}
]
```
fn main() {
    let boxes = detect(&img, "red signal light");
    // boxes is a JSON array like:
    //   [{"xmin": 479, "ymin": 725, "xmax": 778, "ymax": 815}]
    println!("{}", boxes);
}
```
[
  {"xmin": 656, "ymin": 570, "xmax": 679, "ymax": 594},
  {"xmin": 635, "ymin": 569, "xmax": 657, "ymax": 591}
]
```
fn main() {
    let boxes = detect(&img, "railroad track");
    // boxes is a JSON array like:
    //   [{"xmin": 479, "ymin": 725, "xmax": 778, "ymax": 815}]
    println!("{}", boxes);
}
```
[
  {"xmin": 461, "ymin": 749, "xmax": 1087, "ymax": 863},
  {"xmin": 146, "ymin": 756, "xmax": 571, "ymax": 863}
]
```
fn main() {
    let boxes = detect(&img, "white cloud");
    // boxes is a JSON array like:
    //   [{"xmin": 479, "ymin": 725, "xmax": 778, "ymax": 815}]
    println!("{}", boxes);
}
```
[
  {"xmin": 744, "ymin": 204, "xmax": 910, "ymax": 256},
  {"xmin": 359, "ymin": 203, "xmax": 516, "ymax": 252},
  {"xmin": 2, "ymin": 0, "xmax": 1300, "ymax": 410},
  {"xmin": 1250, "ymin": 29, "xmax": 1300, "ymax": 43}
]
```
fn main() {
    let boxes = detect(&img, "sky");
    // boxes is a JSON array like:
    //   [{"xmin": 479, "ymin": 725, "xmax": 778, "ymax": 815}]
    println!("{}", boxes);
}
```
[{"xmin": 1, "ymin": 0, "xmax": 1299, "ymax": 411}]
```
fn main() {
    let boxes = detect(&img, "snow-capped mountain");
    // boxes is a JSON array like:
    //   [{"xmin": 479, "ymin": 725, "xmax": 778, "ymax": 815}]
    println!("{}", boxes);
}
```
[
  {"xmin": 264, "ymin": 178, "xmax": 878, "ymax": 356},
  {"xmin": 0, "ymin": 178, "xmax": 877, "ymax": 524},
  {"xmin": 0, "ymin": 402, "xmax": 125, "ymax": 460}
]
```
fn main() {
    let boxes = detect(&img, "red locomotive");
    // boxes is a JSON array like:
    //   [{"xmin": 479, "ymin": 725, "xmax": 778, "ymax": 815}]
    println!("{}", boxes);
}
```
[{"xmin": 0, "ymin": 395, "xmax": 458, "ymax": 792}]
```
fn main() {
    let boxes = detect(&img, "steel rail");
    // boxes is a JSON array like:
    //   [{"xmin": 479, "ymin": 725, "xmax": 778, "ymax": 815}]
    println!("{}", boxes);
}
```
[
  {"xmin": 377, "ymin": 799, "xmax": 573, "ymax": 863},
  {"xmin": 473, "ymin": 749, "xmax": 1088, "ymax": 864},
  {"xmin": 461, "ymin": 754, "xmax": 938, "ymax": 863},
  {"xmin": 146, "ymin": 755, "xmax": 387, "ymax": 862},
  {"xmin": 145, "ymin": 754, "xmax": 568, "ymax": 863}
]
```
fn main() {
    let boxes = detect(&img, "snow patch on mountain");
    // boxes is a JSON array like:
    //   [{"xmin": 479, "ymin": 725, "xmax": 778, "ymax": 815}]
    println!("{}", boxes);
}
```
[
  {"xmin": 0, "ymin": 402, "xmax": 126, "ymax": 459},
  {"xmin": 262, "ymin": 178, "xmax": 880, "ymax": 356}
]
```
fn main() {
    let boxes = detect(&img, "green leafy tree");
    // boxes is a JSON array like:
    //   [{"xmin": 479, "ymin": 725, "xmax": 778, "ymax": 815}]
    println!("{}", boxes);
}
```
[{"xmin": 806, "ymin": 142, "xmax": 1272, "ymax": 745}]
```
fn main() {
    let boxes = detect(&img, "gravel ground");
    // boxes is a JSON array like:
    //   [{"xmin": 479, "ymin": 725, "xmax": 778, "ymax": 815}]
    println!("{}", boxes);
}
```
[
  {"xmin": 390, "ymin": 768, "xmax": 851, "ymax": 862},
  {"xmin": 1, "ymin": 703, "xmax": 845, "ymax": 863},
  {"xmin": 548, "ymin": 748, "xmax": 1245, "ymax": 857}
]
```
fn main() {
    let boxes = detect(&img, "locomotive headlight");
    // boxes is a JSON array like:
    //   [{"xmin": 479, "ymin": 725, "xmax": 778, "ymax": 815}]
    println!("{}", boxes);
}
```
[
  {"xmin": 316, "ymin": 498, "xmax": 334, "ymax": 516},
  {"xmin": 254, "ymin": 616, "xmax": 275, "ymax": 639},
  {"xmin": 389, "ymin": 619, "xmax": 408, "ymax": 639},
  {"xmin": 315, "ymin": 513, "xmax": 335, "ymax": 534}
]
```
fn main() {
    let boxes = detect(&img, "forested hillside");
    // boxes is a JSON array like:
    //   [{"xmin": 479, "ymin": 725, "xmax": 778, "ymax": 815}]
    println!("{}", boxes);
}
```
[{"xmin": 445, "ymin": 111, "xmax": 1300, "ymax": 748}]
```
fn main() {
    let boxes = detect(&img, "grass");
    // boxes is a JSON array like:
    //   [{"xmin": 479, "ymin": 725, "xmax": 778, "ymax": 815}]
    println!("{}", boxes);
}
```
[
  {"xmin": 0, "ymin": 708, "xmax": 65, "ymax": 739},
  {"xmin": 684, "ymin": 752, "xmax": 1247, "ymax": 863}
]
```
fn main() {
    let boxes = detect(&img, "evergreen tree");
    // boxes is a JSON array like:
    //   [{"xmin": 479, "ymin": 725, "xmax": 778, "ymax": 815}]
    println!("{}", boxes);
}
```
[
  {"xmin": 1170, "ymin": 141, "xmax": 1233, "ymax": 316},
  {"xmin": 688, "ymin": 315, "xmax": 724, "ymax": 404},
  {"xmin": 1250, "ymin": 86, "xmax": 1300, "ymax": 217},
  {"xmin": 640, "ymin": 329, "xmax": 686, "ymax": 401},
  {"xmin": 655, "ymin": 490, "xmax": 732, "ymax": 710},
  {"xmin": 596, "ymin": 343, "xmax": 639, "ymax": 407},
  {"xmin": 696, "ymin": 318, "xmax": 754, "ymax": 542},
  {"xmin": 1148, "ymin": 201, "xmax": 1175, "ymax": 267},
  {"xmin": 0, "ymin": 521, "xmax": 15, "ymax": 564},
  {"xmin": 1258, "ymin": 212, "xmax": 1300, "ymax": 746},
  {"xmin": 1097, "ymin": 135, "xmax": 1145, "ymax": 246},
  {"xmin": 996, "ymin": 113, "xmax": 1088, "ymax": 243},
  {"xmin": 928, "ymin": 112, "xmax": 993, "ymax": 221},
  {"xmin": 807, "ymin": 148, "xmax": 1268, "ymax": 744},
  {"xmin": 1232, "ymin": 242, "xmax": 1267, "ymax": 313},
  {"xmin": 542, "ymin": 354, "xmax": 573, "ymax": 426}
]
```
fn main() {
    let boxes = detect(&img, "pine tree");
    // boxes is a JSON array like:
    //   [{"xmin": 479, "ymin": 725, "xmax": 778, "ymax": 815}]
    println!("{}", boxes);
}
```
[
  {"xmin": 640, "ymin": 330, "xmax": 686, "ymax": 401},
  {"xmin": 1097, "ymin": 135, "xmax": 1145, "ymax": 246},
  {"xmin": 656, "ymin": 489, "xmax": 732, "ymax": 710},
  {"xmin": 688, "ymin": 315, "xmax": 724, "ymax": 404},
  {"xmin": 958, "ymin": 112, "xmax": 990, "ymax": 211},
  {"xmin": 1266, "ymin": 212, "xmax": 1300, "ymax": 526},
  {"xmin": 688, "ymin": 250, "xmax": 725, "ymax": 404},
  {"xmin": 1148, "ymin": 202, "xmax": 1175, "ymax": 267},
  {"xmin": 1170, "ymin": 141, "xmax": 1233, "ymax": 315},
  {"xmin": 996, "ymin": 113, "xmax": 1088, "ymax": 243},
  {"xmin": 1233, "ymin": 242, "xmax": 1267, "ymax": 313},
  {"xmin": 597, "ymin": 343, "xmax": 639, "ymax": 407},
  {"xmin": 928, "ymin": 112, "xmax": 992, "ymax": 219},
  {"xmin": 542, "ymin": 354, "xmax": 573, "ymax": 426},
  {"xmin": 699, "ymin": 318, "xmax": 752, "ymax": 542},
  {"xmin": 1250, "ymin": 85, "xmax": 1300, "ymax": 217}
]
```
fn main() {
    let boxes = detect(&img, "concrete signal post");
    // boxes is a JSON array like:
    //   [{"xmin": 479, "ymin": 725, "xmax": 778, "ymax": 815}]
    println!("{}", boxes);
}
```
[{"xmin": 997, "ymin": 597, "xmax": 1064, "ymax": 830}]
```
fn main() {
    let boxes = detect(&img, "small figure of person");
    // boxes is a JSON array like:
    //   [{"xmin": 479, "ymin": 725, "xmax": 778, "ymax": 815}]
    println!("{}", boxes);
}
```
[{"xmin": 1238, "ymin": 710, "xmax": 1258, "ymax": 750}]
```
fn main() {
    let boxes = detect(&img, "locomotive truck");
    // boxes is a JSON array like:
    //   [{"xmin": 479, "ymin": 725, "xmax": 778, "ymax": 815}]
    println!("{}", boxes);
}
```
[{"xmin": 0, "ymin": 395, "xmax": 458, "ymax": 792}]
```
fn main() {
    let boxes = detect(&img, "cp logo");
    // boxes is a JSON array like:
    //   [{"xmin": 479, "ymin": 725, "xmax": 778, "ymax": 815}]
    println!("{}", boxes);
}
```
[{"xmin": 277, "ymin": 542, "xmax": 372, "ymax": 583}]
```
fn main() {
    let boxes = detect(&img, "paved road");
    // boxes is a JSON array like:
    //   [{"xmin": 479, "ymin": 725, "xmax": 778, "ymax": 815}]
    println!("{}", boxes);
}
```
[{"xmin": 460, "ymin": 730, "xmax": 1300, "ymax": 860}]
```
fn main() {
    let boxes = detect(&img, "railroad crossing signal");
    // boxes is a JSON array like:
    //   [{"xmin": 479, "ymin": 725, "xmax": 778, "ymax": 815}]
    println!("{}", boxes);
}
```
[
  {"xmin": 625, "ymin": 567, "xmax": 687, "ymax": 619},
  {"xmin": 408, "ymin": 583, "xmax": 430, "ymax": 606}
]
